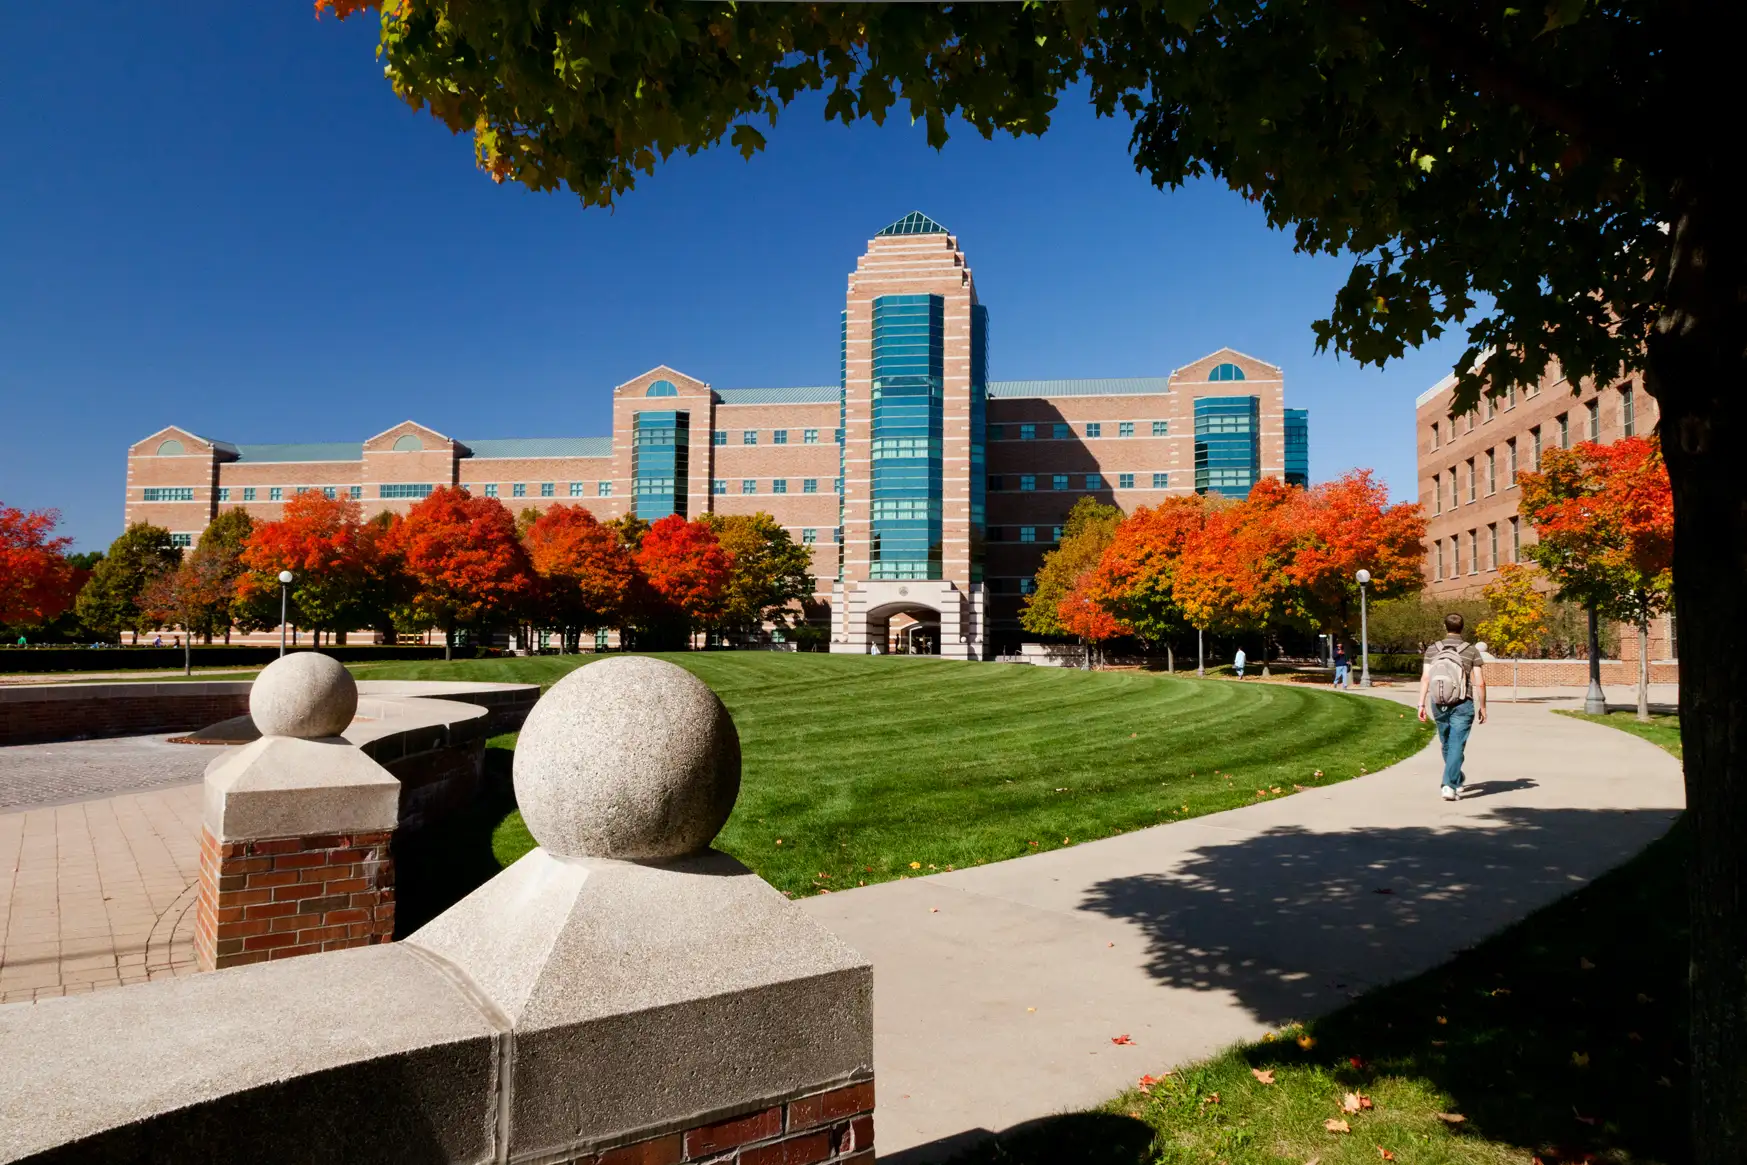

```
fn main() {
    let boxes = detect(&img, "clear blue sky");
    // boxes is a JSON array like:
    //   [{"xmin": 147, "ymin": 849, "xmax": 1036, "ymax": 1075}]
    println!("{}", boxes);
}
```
[{"xmin": 2, "ymin": 3, "xmax": 1468, "ymax": 553}]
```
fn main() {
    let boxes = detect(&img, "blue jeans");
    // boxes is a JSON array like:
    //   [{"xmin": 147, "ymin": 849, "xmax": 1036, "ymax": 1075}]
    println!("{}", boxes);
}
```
[
  {"xmin": 1334, "ymin": 664, "xmax": 1349, "ymax": 689},
  {"xmin": 1431, "ymin": 699, "xmax": 1475, "ymax": 791}
]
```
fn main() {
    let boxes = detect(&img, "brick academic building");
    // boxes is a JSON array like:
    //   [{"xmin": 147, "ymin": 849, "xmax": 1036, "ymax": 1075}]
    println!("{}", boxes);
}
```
[
  {"xmin": 1415, "ymin": 361, "xmax": 1677, "ymax": 675},
  {"xmin": 125, "ymin": 212, "xmax": 1309, "ymax": 657}
]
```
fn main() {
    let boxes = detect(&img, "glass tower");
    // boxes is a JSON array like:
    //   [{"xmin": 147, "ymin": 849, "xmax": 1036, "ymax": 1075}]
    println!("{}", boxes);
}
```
[
  {"xmin": 1284, "ymin": 408, "xmax": 1309, "ymax": 487},
  {"xmin": 632, "ymin": 409, "xmax": 689, "ymax": 519},
  {"xmin": 968, "ymin": 304, "xmax": 989, "ymax": 583},
  {"xmin": 869, "ymin": 294, "xmax": 944, "ymax": 579},
  {"xmin": 1194, "ymin": 396, "xmax": 1261, "ymax": 497}
]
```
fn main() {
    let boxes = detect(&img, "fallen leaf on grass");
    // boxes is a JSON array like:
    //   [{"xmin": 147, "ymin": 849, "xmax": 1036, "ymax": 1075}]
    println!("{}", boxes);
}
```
[
  {"xmin": 1137, "ymin": 1073, "xmax": 1164, "ymax": 1093},
  {"xmin": 1325, "ymin": 1119, "xmax": 1351, "ymax": 1134},
  {"xmin": 1202, "ymin": 1092, "xmax": 1220, "ymax": 1105},
  {"xmin": 1377, "ymin": 1147, "xmax": 1395, "ymax": 1160},
  {"xmin": 1342, "ymin": 1093, "xmax": 1374, "ymax": 1113},
  {"xmin": 1348, "ymin": 1056, "xmax": 1368, "ymax": 1070},
  {"xmin": 1252, "ymin": 1068, "xmax": 1276, "ymax": 1084},
  {"xmin": 1111, "ymin": 1034, "xmax": 1135, "ymax": 1045},
  {"xmin": 909, "ymin": 861, "xmax": 921, "ymax": 869},
  {"xmin": 1297, "ymin": 1034, "xmax": 1317, "ymax": 1049},
  {"xmin": 1434, "ymin": 1112, "xmax": 1466, "ymax": 1124}
]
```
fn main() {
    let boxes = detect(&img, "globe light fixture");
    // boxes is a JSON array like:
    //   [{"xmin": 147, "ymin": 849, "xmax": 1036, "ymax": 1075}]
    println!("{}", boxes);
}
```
[
  {"xmin": 1355, "ymin": 569, "xmax": 1373, "ymax": 688},
  {"xmin": 277, "ymin": 571, "xmax": 295, "ymax": 657}
]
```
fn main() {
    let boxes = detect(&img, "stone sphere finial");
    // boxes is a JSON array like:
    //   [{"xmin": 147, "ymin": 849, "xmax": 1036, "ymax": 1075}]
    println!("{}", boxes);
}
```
[
  {"xmin": 514, "ymin": 656, "xmax": 741, "ymax": 861},
  {"xmin": 249, "ymin": 653, "xmax": 359, "ymax": 739}
]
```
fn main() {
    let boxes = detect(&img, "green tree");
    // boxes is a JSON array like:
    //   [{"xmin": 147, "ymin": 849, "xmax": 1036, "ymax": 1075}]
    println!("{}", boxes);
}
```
[
  {"xmin": 1477, "ymin": 563, "xmax": 1550, "ymax": 703},
  {"xmin": 329, "ymin": 5, "xmax": 1747, "ymax": 1145},
  {"xmin": 1021, "ymin": 498, "xmax": 1123, "ymax": 639},
  {"xmin": 190, "ymin": 509, "xmax": 255, "ymax": 643},
  {"xmin": 75, "ymin": 523, "xmax": 181, "ymax": 641},
  {"xmin": 701, "ymin": 512, "xmax": 816, "ymax": 642}
]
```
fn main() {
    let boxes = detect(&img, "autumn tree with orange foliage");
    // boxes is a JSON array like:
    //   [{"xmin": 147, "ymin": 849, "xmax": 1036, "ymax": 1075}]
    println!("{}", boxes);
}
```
[
  {"xmin": 522, "ymin": 504, "xmax": 638, "ymax": 651},
  {"xmin": 1171, "ymin": 479, "xmax": 1308, "ymax": 669},
  {"xmin": 634, "ymin": 514, "xmax": 733, "ymax": 647},
  {"xmin": 1285, "ymin": 469, "xmax": 1427, "ymax": 639},
  {"xmin": 1080, "ymin": 495, "xmax": 1212, "ymax": 664},
  {"xmin": 0, "ymin": 505, "xmax": 78, "ymax": 632},
  {"xmin": 238, "ymin": 492, "xmax": 380, "ymax": 644},
  {"xmin": 384, "ymin": 487, "xmax": 533, "ymax": 659}
]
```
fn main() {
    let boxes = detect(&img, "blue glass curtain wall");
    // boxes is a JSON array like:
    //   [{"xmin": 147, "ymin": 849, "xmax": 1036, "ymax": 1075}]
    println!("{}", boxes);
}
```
[
  {"xmin": 1194, "ymin": 396, "xmax": 1261, "ymax": 497},
  {"xmin": 870, "ymin": 294, "xmax": 944, "ymax": 580},
  {"xmin": 632, "ymin": 410, "xmax": 689, "ymax": 519},
  {"xmin": 968, "ymin": 303, "xmax": 989, "ymax": 583},
  {"xmin": 1284, "ymin": 408, "xmax": 1309, "ymax": 487}
]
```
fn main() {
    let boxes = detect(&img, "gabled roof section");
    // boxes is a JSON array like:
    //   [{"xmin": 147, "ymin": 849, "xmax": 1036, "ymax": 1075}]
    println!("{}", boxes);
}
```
[
  {"xmin": 714, "ymin": 386, "xmax": 840, "ymax": 406},
  {"xmin": 876, "ymin": 211, "xmax": 948, "ymax": 237},
  {"xmin": 364, "ymin": 420, "xmax": 454, "ymax": 446},
  {"xmin": 233, "ymin": 442, "xmax": 364, "ymax": 464},
  {"xmin": 1171, "ymin": 347, "xmax": 1283, "ymax": 379},
  {"xmin": 615, "ymin": 365, "xmax": 710, "ymax": 394},
  {"xmin": 462, "ymin": 437, "xmax": 614, "ymax": 459},
  {"xmin": 987, "ymin": 377, "xmax": 1173, "ymax": 399}
]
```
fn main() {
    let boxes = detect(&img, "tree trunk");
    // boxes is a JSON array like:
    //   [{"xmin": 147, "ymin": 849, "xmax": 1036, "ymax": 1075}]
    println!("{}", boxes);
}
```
[
  {"xmin": 1166, "ymin": 642, "xmax": 1174, "ymax": 673},
  {"xmin": 1643, "ymin": 174, "xmax": 1747, "ymax": 1164},
  {"xmin": 444, "ymin": 625, "xmax": 452, "ymax": 662},
  {"xmin": 1638, "ymin": 617, "xmax": 1651, "ymax": 724}
]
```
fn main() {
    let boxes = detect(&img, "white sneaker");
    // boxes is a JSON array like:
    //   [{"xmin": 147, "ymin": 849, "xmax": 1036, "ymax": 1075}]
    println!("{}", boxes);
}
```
[{"xmin": 1441, "ymin": 785, "xmax": 1459, "ymax": 802}]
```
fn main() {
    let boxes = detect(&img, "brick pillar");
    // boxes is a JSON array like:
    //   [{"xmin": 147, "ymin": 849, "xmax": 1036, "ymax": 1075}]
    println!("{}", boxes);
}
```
[{"xmin": 195, "ymin": 735, "xmax": 401, "ymax": 973}]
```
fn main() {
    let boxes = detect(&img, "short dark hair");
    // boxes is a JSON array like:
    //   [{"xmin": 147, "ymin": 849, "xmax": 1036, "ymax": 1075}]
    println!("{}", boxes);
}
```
[{"xmin": 1444, "ymin": 613, "xmax": 1465, "ymax": 634}]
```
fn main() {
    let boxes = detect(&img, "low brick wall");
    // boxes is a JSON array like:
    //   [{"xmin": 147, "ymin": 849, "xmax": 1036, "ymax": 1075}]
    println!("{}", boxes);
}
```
[
  {"xmin": 1489, "ymin": 658, "xmax": 1679, "ymax": 687},
  {"xmin": 567, "ymin": 1081, "xmax": 874, "ymax": 1165},
  {"xmin": 0, "ymin": 683, "xmax": 252, "ymax": 747},
  {"xmin": 195, "ymin": 828, "xmax": 395, "ymax": 971}
]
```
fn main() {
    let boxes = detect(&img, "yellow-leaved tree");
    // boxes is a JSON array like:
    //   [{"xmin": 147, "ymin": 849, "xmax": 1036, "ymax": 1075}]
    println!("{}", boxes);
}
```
[{"xmin": 1477, "ymin": 564, "xmax": 1549, "ymax": 703}]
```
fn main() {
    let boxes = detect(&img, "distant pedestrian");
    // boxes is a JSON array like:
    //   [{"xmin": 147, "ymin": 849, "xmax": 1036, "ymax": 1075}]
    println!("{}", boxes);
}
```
[
  {"xmin": 152, "ymin": 634, "xmax": 163, "ymax": 647},
  {"xmin": 1333, "ymin": 642, "xmax": 1350, "ymax": 690},
  {"xmin": 1418, "ymin": 613, "xmax": 1486, "ymax": 801},
  {"xmin": 1233, "ymin": 647, "xmax": 1246, "ymax": 679},
  {"xmin": 14, "ymin": 634, "xmax": 24, "ymax": 647}
]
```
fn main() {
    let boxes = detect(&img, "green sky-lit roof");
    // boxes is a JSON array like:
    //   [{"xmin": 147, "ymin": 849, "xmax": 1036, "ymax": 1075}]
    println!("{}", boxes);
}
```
[{"xmin": 876, "ymin": 211, "xmax": 948, "ymax": 237}]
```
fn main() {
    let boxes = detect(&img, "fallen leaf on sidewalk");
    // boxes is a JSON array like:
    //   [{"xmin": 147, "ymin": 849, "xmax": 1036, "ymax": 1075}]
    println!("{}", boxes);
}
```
[
  {"xmin": 1252, "ymin": 1069, "xmax": 1276, "ymax": 1084},
  {"xmin": 1434, "ymin": 1112, "xmax": 1466, "ymax": 1124},
  {"xmin": 1325, "ymin": 1119, "xmax": 1351, "ymax": 1134},
  {"xmin": 929, "ymin": 907, "xmax": 938, "ymax": 913},
  {"xmin": 1111, "ymin": 1034, "xmax": 1135, "ymax": 1045}
]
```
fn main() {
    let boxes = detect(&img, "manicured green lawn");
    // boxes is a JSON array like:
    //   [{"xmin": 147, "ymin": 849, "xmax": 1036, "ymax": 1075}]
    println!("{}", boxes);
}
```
[
  {"xmin": 1554, "ymin": 709, "xmax": 1683, "ymax": 759},
  {"xmin": 354, "ymin": 653, "xmax": 1432, "ymax": 898},
  {"xmin": 946, "ymin": 703, "xmax": 1691, "ymax": 1164}
]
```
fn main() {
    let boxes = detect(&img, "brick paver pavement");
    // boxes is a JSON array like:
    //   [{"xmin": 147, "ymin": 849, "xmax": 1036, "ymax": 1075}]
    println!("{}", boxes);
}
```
[
  {"xmin": 0, "ymin": 786, "xmax": 202, "ymax": 1004},
  {"xmin": 0, "ymin": 735, "xmax": 212, "ymax": 812}
]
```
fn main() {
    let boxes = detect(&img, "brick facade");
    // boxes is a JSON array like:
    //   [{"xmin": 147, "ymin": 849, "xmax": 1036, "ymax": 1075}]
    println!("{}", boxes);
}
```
[
  {"xmin": 194, "ymin": 828, "xmax": 394, "ymax": 971},
  {"xmin": 123, "ymin": 214, "xmax": 1308, "ymax": 657},
  {"xmin": 559, "ymin": 1080, "xmax": 874, "ymax": 1165}
]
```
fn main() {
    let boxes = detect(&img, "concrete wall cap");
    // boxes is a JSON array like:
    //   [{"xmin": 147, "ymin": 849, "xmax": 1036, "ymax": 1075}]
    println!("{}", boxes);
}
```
[
  {"xmin": 249, "ymin": 652, "xmax": 358, "ymax": 738},
  {"xmin": 203, "ymin": 735, "xmax": 401, "ymax": 841},
  {"xmin": 513, "ymin": 656, "xmax": 740, "ymax": 860}
]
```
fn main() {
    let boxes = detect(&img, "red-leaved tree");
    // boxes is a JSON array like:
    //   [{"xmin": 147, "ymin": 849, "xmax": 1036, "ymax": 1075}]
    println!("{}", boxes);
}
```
[
  {"xmin": 1082, "ymin": 495, "xmax": 1212, "ymax": 665},
  {"xmin": 635, "ymin": 514, "xmax": 733, "ymax": 646},
  {"xmin": 1287, "ymin": 469, "xmax": 1428, "ymax": 639},
  {"xmin": 237, "ymin": 492, "xmax": 379, "ymax": 644},
  {"xmin": 1172, "ymin": 478, "xmax": 1307, "ymax": 669},
  {"xmin": 0, "ymin": 505, "xmax": 77, "ymax": 631},
  {"xmin": 384, "ymin": 487, "xmax": 532, "ymax": 658},
  {"xmin": 522, "ymin": 504, "xmax": 638, "ymax": 650}
]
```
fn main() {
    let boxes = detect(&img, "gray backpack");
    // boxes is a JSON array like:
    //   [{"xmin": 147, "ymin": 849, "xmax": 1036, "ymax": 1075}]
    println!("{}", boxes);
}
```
[{"xmin": 1426, "ymin": 642, "xmax": 1469, "ymax": 707}]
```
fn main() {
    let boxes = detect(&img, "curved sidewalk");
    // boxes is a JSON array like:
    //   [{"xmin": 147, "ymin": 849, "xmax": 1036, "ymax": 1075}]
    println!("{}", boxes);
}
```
[{"xmin": 799, "ymin": 692, "xmax": 1686, "ymax": 1162}]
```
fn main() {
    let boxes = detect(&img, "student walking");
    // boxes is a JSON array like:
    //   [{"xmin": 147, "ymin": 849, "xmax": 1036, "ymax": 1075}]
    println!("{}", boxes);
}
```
[
  {"xmin": 1232, "ymin": 647, "xmax": 1247, "ymax": 679},
  {"xmin": 1417, "ymin": 613, "xmax": 1486, "ymax": 801},
  {"xmin": 1333, "ymin": 642, "xmax": 1350, "ymax": 690}
]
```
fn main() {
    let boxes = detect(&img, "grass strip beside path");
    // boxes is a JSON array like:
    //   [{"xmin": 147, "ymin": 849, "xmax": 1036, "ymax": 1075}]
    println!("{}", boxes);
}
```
[{"xmin": 353, "ymin": 653, "xmax": 1431, "ymax": 899}]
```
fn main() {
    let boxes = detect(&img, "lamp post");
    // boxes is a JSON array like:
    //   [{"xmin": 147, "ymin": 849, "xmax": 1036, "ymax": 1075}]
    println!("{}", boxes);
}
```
[
  {"xmin": 278, "ymin": 571, "xmax": 294, "ymax": 657},
  {"xmin": 1196, "ymin": 626, "xmax": 1205, "ymax": 678},
  {"xmin": 1356, "ymin": 569, "xmax": 1372, "ymax": 688}
]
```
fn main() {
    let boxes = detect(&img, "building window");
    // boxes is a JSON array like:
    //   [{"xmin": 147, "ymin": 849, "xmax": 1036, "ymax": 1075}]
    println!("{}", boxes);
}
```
[
  {"xmin": 349, "ymin": 486, "xmax": 362, "ymax": 500},
  {"xmin": 216, "ymin": 488, "xmax": 230, "ymax": 502},
  {"xmin": 1506, "ymin": 384, "xmax": 1518, "ymax": 410},
  {"xmin": 598, "ymin": 482, "xmax": 613, "ymax": 497},
  {"xmin": 1020, "ymin": 526, "xmax": 1037, "ymax": 543},
  {"xmin": 1487, "ymin": 449, "xmax": 1497, "ymax": 495},
  {"xmin": 570, "ymin": 482, "xmax": 584, "ymax": 497},
  {"xmin": 170, "ymin": 533, "xmax": 193, "ymax": 548},
  {"xmin": 1118, "ymin": 421, "xmax": 1135, "ymax": 438},
  {"xmin": 1466, "ymin": 459, "xmax": 1476, "ymax": 503},
  {"xmin": 1489, "ymin": 524, "xmax": 1499, "ymax": 570},
  {"xmin": 646, "ymin": 379, "xmax": 679, "ymax": 397},
  {"xmin": 1466, "ymin": 412, "xmax": 1475, "ymax": 433},
  {"xmin": 1208, "ymin": 362, "xmax": 1246, "ymax": 382},
  {"xmin": 143, "ymin": 487, "xmax": 195, "ymax": 502},
  {"xmin": 1086, "ymin": 473, "xmax": 1103, "ymax": 490},
  {"xmin": 713, "ymin": 480, "xmax": 727, "ymax": 495},
  {"xmin": 1051, "ymin": 525, "xmax": 1064, "ymax": 544},
  {"xmin": 743, "ymin": 479, "xmax": 757, "ymax": 494},
  {"xmin": 1433, "ymin": 474, "xmax": 1441, "ymax": 515},
  {"xmin": 1448, "ymin": 470, "xmax": 1457, "ymax": 510},
  {"xmin": 989, "ymin": 424, "xmax": 1005, "ymax": 441},
  {"xmin": 802, "ymin": 528, "xmax": 817, "ymax": 544},
  {"xmin": 380, "ymin": 484, "xmax": 435, "ymax": 500},
  {"xmin": 540, "ymin": 482, "xmax": 555, "ymax": 498},
  {"xmin": 511, "ymin": 483, "xmax": 526, "ymax": 498},
  {"xmin": 743, "ymin": 430, "xmax": 758, "ymax": 445},
  {"xmin": 1153, "ymin": 472, "xmax": 1169, "ymax": 488},
  {"xmin": 1484, "ymin": 395, "xmax": 1495, "ymax": 422},
  {"xmin": 269, "ymin": 487, "xmax": 282, "ymax": 501},
  {"xmin": 1435, "ymin": 541, "xmax": 1444, "ymax": 580},
  {"xmin": 1587, "ymin": 400, "xmax": 1600, "ymax": 440},
  {"xmin": 834, "ymin": 428, "xmax": 844, "ymax": 444},
  {"xmin": 1531, "ymin": 428, "xmax": 1542, "ymax": 470},
  {"xmin": 484, "ymin": 484, "xmax": 500, "ymax": 498},
  {"xmin": 1622, "ymin": 386, "xmax": 1636, "ymax": 437},
  {"xmin": 1051, "ymin": 474, "xmax": 1068, "ymax": 491},
  {"xmin": 1511, "ymin": 516, "xmax": 1521, "ymax": 563},
  {"xmin": 242, "ymin": 487, "xmax": 256, "ymax": 502},
  {"xmin": 322, "ymin": 487, "xmax": 338, "ymax": 500},
  {"xmin": 773, "ymin": 430, "xmax": 789, "ymax": 445},
  {"xmin": 802, "ymin": 478, "xmax": 818, "ymax": 494},
  {"xmin": 1558, "ymin": 413, "xmax": 1570, "ymax": 448},
  {"xmin": 1469, "ymin": 529, "xmax": 1480, "ymax": 574},
  {"xmin": 1429, "ymin": 422, "xmax": 1439, "ymax": 451},
  {"xmin": 833, "ymin": 527, "xmax": 843, "ymax": 543},
  {"xmin": 834, "ymin": 478, "xmax": 843, "ymax": 494},
  {"xmin": 713, "ymin": 431, "xmax": 727, "ymax": 446},
  {"xmin": 1086, "ymin": 422, "xmax": 1102, "ymax": 438},
  {"xmin": 988, "ymin": 475, "xmax": 1003, "ymax": 492},
  {"xmin": 773, "ymin": 479, "xmax": 788, "ymax": 494},
  {"xmin": 804, "ymin": 428, "xmax": 819, "ymax": 444},
  {"xmin": 1453, "ymin": 535, "xmax": 1462, "ymax": 576},
  {"xmin": 1020, "ymin": 424, "xmax": 1036, "ymax": 441},
  {"xmin": 1020, "ymin": 475, "xmax": 1036, "ymax": 492},
  {"xmin": 1052, "ymin": 422, "xmax": 1071, "ymax": 440},
  {"xmin": 1119, "ymin": 473, "xmax": 1134, "ymax": 489},
  {"xmin": 1153, "ymin": 421, "xmax": 1169, "ymax": 436},
  {"xmin": 1507, "ymin": 439, "xmax": 1518, "ymax": 483},
  {"xmin": 1019, "ymin": 578, "xmax": 1035, "ymax": 595}
]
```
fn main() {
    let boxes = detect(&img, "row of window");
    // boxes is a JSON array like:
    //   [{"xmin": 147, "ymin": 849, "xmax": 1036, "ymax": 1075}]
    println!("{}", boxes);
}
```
[
  {"xmin": 1428, "ymin": 383, "xmax": 1639, "ymax": 452},
  {"xmin": 1428, "ymin": 383, "xmax": 1532, "ymax": 449},
  {"xmin": 1432, "ymin": 518, "xmax": 1523, "ymax": 579},
  {"xmin": 988, "ymin": 472, "xmax": 1169, "ymax": 492},
  {"xmin": 712, "ymin": 478, "xmax": 842, "ymax": 496},
  {"xmin": 716, "ymin": 428, "xmax": 841, "ymax": 446},
  {"xmin": 1430, "ymin": 400, "xmax": 1618, "ymax": 512},
  {"xmin": 198, "ymin": 485, "xmax": 435, "ymax": 503},
  {"xmin": 990, "ymin": 421, "xmax": 1169, "ymax": 442}
]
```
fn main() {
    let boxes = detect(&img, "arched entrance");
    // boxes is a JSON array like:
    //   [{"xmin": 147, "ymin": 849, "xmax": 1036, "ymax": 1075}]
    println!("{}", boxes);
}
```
[{"xmin": 866, "ymin": 601, "xmax": 943, "ymax": 656}]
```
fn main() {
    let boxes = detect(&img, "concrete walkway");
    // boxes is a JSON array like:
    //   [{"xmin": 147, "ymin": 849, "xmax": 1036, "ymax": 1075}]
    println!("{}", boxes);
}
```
[{"xmin": 799, "ymin": 691, "xmax": 1686, "ymax": 1162}]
